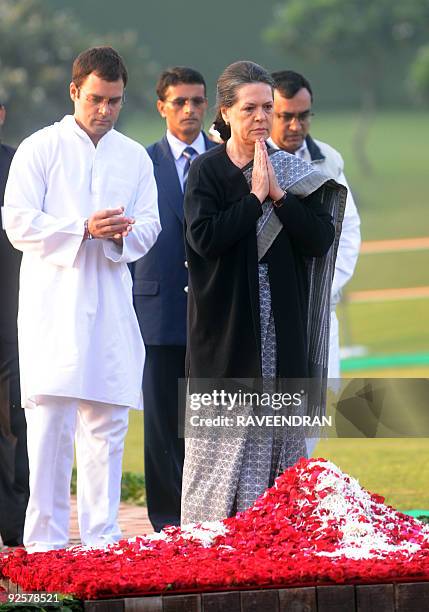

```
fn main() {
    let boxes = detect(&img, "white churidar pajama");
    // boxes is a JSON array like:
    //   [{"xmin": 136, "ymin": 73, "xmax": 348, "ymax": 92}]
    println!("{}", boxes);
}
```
[
  {"xmin": 24, "ymin": 398, "xmax": 128, "ymax": 551},
  {"xmin": 2, "ymin": 115, "xmax": 161, "ymax": 552}
]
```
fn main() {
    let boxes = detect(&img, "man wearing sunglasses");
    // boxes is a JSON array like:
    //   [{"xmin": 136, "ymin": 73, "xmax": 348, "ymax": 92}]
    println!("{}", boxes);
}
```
[
  {"xmin": 2, "ymin": 47, "xmax": 160, "ymax": 551},
  {"xmin": 269, "ymin": 70, "xmax": 361, "ymax": 387},
  {"xmin": 132, "ymin": 67, "xmax": 216, "ymax": 532}
]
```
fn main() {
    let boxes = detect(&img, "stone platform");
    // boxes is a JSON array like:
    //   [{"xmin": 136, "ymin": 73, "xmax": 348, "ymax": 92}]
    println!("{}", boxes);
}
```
[{"xmin": 2, "ymin": 580, "xmax": 429, "ymax": 611}]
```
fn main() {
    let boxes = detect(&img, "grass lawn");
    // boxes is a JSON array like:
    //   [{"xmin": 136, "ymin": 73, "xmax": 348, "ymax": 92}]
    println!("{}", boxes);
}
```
[
  {"xmin": 124, "ymin": 410, "xmax": 145, "ymax": 474},
  {"xmin": 338, "ymin": 298, "xmax": 429, "ymax": 355},
  {"xmin": 348, "ymin": 251, "xmax": 429, "ymax": 291},
  {"xmin": 122, "ymin": 113, "xmax": 164, "ymax": 148},
  {"xmin": 314, "ymin": 438, "xmax": 429, "ymax": 511},
  {"xmin": 309, "ymin": 111, "xmax": 427, "ymax": 241}
]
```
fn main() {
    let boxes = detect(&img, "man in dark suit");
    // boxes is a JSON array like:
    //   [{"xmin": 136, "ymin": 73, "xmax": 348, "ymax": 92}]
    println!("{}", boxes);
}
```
[
  {"xmin": 133, "ymin": 67, "xmax": 216, "ymax": 531},
  {"xmin": 0, "ymin": 101, "xmax": 29, "ymax": 547}
]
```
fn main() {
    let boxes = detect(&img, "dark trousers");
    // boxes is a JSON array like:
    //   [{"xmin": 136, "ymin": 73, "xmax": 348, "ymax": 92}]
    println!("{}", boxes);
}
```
[
  {"xmin": 143, "ymin": 345, "xmax": 185, "ymax": 532},
  {"xmin": 0, "ymin": 339, "xmax": 29, "ymax": 545}
]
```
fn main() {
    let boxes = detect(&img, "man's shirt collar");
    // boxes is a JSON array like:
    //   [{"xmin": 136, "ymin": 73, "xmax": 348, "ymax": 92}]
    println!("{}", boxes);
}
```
[{"xmin": 166, "ymin": 130, "xmax": 205, "ymax": 160}]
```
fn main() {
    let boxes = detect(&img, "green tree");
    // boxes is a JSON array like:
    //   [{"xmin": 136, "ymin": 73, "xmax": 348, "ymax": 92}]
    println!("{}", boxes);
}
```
[
  {"xmin": 410, "ymin": 44, "xmax": 429, "ymax": 103},
  {"xmin": 0, "ymin": 0, "xmax": 156, "ymax": 144},
  {"xmin": 265, "ymin": 0, "xmax": 429, "ymax": 173}
]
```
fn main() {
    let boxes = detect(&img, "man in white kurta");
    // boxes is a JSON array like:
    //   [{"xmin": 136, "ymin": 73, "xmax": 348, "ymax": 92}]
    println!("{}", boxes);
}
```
[{"xmin": 2, "ymin": 47, "xmax": 161, "ymax": 552}]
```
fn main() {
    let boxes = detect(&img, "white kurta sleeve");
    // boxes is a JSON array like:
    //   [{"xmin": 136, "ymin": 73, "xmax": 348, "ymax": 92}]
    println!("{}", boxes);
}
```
[
  {"xmin": 331, "ymin": 170, "xmax": 361, "ymax": 300},
  {"xmin": 2, "ymin": 139, "xmax": 85, "ymax": 268},
  {"xmin": 103, "ymin": 150, "xmax": 161, "ymax": 264}
]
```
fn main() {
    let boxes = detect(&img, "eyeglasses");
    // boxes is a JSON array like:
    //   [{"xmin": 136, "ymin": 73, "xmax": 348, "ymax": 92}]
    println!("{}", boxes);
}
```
[
  {"xmin": 164, "ymin": 96, "xmax": 207, "ymax": 109},
  {"xmin": 78, "ymin": 89, "xmax": 125, "ymax": 109},
  {"xmin": 275, "ymin": 110, "xmax": 314, "ymax": 124}
]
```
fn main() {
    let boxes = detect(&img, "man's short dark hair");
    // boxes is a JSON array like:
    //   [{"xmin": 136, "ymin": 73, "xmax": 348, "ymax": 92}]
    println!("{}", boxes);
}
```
[
  {"xmin": 156, "ymin": 67, "xmax": 206, "ymax": 101},
  {"xmin": 271, "ymin": 70, "xmax": 313, "ymax": 102},
  {"xmin": 72, "ymin": 46, "xmax": 128, "ymax": 88}
]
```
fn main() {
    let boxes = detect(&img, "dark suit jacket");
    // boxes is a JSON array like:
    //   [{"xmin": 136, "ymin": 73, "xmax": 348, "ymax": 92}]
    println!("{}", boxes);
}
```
[
  {"xmin": 0, "ymin": 143, "xmax": 21, "ymax": 340},
  {"xmin": 133, "ymin": 133, "xmax": 217, "ymax": 345},
  {"xmin": 0, "ymin": 143, "xmax": 14, "ymax": 213}
]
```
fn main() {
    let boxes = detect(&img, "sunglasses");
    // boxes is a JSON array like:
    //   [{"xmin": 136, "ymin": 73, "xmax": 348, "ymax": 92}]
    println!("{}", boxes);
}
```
[{"xmin": 164, "ymin": 96, "xmax": 207, "ymax": 109}]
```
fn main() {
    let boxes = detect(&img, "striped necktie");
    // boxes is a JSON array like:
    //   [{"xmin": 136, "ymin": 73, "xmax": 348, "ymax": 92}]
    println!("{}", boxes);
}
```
[{"xmin": 182, "ymin": 146, "xmax": 197, "ymax": 192}]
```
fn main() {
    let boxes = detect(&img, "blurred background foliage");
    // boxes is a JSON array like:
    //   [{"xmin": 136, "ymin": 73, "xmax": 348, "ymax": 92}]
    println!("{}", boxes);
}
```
[
  {"xmin": 265, "ymin": 0, "xmax": 429, "ymax": 173},
  {"xmin": 0, "ymin": 0, "xmax": 157, "ymax": 141},
  {"xmin": 265, "ymin": 0, "xmax": 429, "ymax": 111},
  {"xmin": 0, "ymin": 0, "xmax": 428, "ymax": 143}
]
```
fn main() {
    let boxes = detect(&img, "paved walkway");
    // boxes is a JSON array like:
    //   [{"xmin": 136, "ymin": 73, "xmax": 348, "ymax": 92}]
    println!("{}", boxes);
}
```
[
  {"xmin": 360, "ymin": 236, "xmax": 429, "ymax": 253},
  {"xmin": 348, "ymin": 285, "xmax": 429, "ymax": 303},
  {"xmin": 69, "ymin": 497, "xmax": 153, "ymax": 545}
]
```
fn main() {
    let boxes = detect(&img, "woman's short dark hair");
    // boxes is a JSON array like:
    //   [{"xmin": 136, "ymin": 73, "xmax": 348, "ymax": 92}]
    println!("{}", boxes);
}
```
[
  {"xmin": 214, "ymin": 61, "xmax": 274, "ymax": 141},
  {"xmin": 156, "ymin": 67, "xmax": 206, "ymax": 101},
  {"xmin": 72, "ymin": 46, "xmax": 128, "ymax": 88}
]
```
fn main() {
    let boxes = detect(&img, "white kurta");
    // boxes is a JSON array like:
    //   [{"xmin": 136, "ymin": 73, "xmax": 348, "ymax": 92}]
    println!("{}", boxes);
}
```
[{"xmin": 2, "ymin": 115, "xmax": 161, "ymax": 410}]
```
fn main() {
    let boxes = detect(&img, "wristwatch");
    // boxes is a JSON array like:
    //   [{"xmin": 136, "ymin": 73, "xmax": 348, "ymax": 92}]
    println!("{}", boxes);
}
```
[
  {"xmin": 272, "ymin": 191, "xmax": 287, "ymax": 208},
  {"xmin": 84, "ymin": 219, "xmax": 94, "ymax": 240}
]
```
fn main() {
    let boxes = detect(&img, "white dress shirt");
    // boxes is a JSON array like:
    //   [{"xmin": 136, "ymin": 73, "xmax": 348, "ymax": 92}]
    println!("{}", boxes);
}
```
[
  {"xmin": 166, "ymin": 130, "xmax": 206, "ymax": 191},
  {"xmin": 2, "ymin": 115, "xmax": 161, "ymax": 410}
]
